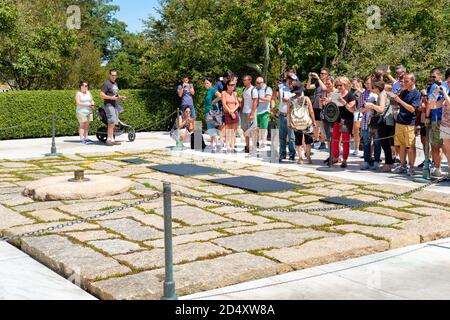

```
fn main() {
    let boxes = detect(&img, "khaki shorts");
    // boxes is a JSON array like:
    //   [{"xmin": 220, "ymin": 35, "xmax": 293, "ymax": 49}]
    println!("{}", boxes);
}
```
[
  {"xmin": 430, "ymin": 121, "xmax": 443, "ymax": 146},
  {"xmin": 76, "ymin": 111, "xmax": 93, "ymax": 124},
  {"xmin": 394, "ymin": 123, "xmax": 416, "ymax": 148},
  {"xmin": 241, "ymin": 113, "xmax": 257, "ymax": 134}
]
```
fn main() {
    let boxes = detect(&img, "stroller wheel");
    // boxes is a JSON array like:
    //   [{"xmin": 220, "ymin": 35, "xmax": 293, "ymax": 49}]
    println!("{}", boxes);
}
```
[
  {"xmin": 96, "ymin": 128, "xmax": 108, "ymax": 143},
  {"xmin": 128, "ymin": 129, "xmax": 136, "ymax": 142}
]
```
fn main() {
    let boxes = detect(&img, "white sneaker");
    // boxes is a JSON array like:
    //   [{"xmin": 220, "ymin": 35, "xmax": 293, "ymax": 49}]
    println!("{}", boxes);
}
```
[
  {"xmin": 431, "ymin": 168, "xmax": 443, "ymax": 177},
  {"xmin": 313, "ymin": 141, "xmax": 321, "ymax": 149},
  {"xmin": 351, "ymin": 150, "xmax": 360, "ymax": 157}
]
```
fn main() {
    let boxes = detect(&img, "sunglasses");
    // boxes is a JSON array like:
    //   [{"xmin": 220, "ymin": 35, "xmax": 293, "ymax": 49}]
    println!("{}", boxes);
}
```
[
  {"xmin": 320, "ymin": 72, "xmax": 328, "ymax": 75},
  {"xmin": 336, "ymin": 84, "xmax": 343, "ymax": 87}
]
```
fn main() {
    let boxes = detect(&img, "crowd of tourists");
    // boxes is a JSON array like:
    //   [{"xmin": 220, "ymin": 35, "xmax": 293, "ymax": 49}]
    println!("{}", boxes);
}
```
[{"xmin": 174, "ymin": 66, "xmax": 450, "ymax": 177}]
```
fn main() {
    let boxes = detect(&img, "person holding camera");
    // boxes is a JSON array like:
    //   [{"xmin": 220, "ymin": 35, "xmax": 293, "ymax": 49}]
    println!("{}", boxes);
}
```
[
  {"xmin": 75, "ymin": 81, "xmax": 95, "ymax": 144},
  {"xmin": 331, "ymin": 77, "xmax": 356, "ymax": 168},
  {"xmin": 307, "ymin": 68, "xmax": 329, "ymax": 150},
  {"xmin": 177, "ymin": 76, "xmax": 196, "ymax": 119}
]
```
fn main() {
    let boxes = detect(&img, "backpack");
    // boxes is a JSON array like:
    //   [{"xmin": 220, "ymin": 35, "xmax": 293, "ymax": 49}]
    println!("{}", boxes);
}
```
[{"xmin": 290, "ymin": 96, "xmax": 312, "ymax": 131}]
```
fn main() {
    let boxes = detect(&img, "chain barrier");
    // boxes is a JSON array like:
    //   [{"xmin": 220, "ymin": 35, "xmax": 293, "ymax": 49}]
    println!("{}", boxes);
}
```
[
  {"xmin": 0, "ymin": 192, "xmax": 162, "ymax": 243},
  {"xmin": 135, "ymin": 111, "xmax": 178, "ymax": 133},
  {"xmin": 0, "ymin": 115, "xmax": 53, "ymax": 131},
  {"xmin": 173, "ymin": 176, "xmax": 448, "ymax": 215},
  {"xmin": 2, "ymin": 175, "xmax": 446, "ymax": 243}
]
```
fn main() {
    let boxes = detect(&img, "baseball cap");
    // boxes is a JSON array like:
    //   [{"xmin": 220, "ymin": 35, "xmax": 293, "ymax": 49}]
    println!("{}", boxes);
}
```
[{"xmin": 291, "ymin": 85, "xmax": 304, "ymax": 94}]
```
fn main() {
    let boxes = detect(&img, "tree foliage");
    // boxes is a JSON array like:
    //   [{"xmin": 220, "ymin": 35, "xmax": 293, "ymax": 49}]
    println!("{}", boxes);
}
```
[{"xmin": 0, "ymin": 0, "xmax": 448, "ymax": 90}]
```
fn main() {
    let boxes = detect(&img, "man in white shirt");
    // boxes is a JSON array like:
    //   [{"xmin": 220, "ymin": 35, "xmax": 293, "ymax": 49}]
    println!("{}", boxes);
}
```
[
  {"xmin": 241, "ymin": 75, "xmax": 259, "ymax": 153},
  {"xmin": 256, "ymin": 77, "xmax": 274, "ymax": 149},
  {"xmin": 279, "ymin": 76, "xmax": 297, "ymax": 161}
]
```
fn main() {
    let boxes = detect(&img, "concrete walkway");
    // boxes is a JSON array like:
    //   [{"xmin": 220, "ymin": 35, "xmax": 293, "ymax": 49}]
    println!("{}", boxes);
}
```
[
  {"xmin": 0, "ymin": 132, "xmax": 172, "ymax": 160},
  {"xmin": 0, "ymin": 242, "xmax": 96, "ymax": 300},
  {"xmin": 182, "ymin": 238, "xmax": 450, "ymax": 300},
  {"xmin": 1, "ymin": 132, "xmax": 448, "ymax": 193}
]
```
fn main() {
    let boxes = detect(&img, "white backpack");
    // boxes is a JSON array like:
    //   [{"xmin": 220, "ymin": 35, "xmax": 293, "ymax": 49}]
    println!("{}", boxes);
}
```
[{"xmin": 290, "ymin": 96, "xmax": 312, "ymax": 131}]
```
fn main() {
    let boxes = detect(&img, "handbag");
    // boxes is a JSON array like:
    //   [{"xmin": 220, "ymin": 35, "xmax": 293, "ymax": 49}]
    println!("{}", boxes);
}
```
[
  {"xmin": 369, "ymin": 106, "xmax": 390, "ymax": 130},
  {"xmin": 290, "ymin": 97, "xmax": 312, "ymax": 131}
]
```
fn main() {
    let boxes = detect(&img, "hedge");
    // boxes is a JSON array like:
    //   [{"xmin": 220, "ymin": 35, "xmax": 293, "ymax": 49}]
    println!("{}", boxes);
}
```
[{"xmin": 0, "ymin": 88, "xmax": 200, "ymax": 140}]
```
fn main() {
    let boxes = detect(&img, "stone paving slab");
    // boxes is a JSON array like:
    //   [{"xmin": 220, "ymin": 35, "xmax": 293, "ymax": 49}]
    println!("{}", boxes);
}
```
[
  {"xmin": 226, "ymin": 194, "xmax": 295, "ymax": 208},
  {"xmin": 411, "ymin": 190, "xmax": 450, "ymax": 205},
  {"xmin": 145, "ymin": 231, "xmax": 224, "ymax": 248},
  {"xmin": 258, "ymin": 210, "xmax": 333, "ymax": 227},
  {"xmin": 364, "ymin": 207, "xmax": 421, "ymax": 220},
  {"xmin": 65, "ymin": 230, "xmax": 119, "ymax": 242},
  {"xmin": 89, "ymin": 239, "xmax": 144, "ymax": 256},
  {"xmin": 404, "ymin": 207, "xmax": 450, "ymax": 216},
  {"xmin": 0, "ymin": 204, "xmax": 34, "ymax": 230},
  {"xmin": 90, "ymin": 253, "xmax": 290, "ymax": 300},
  {"xmin": 330, "ymin": 225, "xmax": 420, "ymax": 249},
  {"xmin": 3, "ymin": 221, "xmax": 100, "ymax": 238},
  {"xmin": 227, "ymin": 212, "xmax": 274, "ymax": 224},
  {"xmin": 13, "ymin": 201, "xmax": 66, "ymax": 213},
  {"xmin": 264, "ymin": 234, "xmax": 389, "ymax": 269},
  {"xmin": 212, "ymin": 229, "xmax": 339, "ymax": 251},
  {"xmin": 20, "ymin": 235, "xmax": 131, "ymax": 284},
  {"xmin": 0, "ymin": 194, "xmax": 35, "ymax": 206},
  {"xmin": 319, "ymin": 209, "xmax": 401, "ymax": 226},
  {"xmin": 115, "ymin": 242, "xmax": 230, "ymax": 270},
  {"xmin": 172, "ymin": 221, "xmax": 249, "ymax": 236},
  {"xmin": 396, "ymin": 213, "xmax": 450, "ymax": 242},
  {"xmin": 27, "ymin": 209, "xmax": 74, "ymax": 222},
  {"xmin": 222, "ymin": 222, "xmax": 295, "ymax": 235},
  {"xmin": 97, "ymin": 218, "xmax": 163, "ymax": 241},
  {"xmin": 0, "ymin": 145, "xmax": 449, "ymax": 300}
]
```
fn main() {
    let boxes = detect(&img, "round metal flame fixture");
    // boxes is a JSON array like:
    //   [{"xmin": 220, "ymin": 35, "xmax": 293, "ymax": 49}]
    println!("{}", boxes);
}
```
[{"xmin": 68, "ymin": 170, "xmax": 90, "ymax": 183}]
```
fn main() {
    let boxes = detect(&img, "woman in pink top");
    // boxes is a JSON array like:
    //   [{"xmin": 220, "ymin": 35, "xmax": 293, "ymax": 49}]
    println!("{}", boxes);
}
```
[{"xmin": 222, "ymin": 79, "xmax": 239, "ymax": 152}]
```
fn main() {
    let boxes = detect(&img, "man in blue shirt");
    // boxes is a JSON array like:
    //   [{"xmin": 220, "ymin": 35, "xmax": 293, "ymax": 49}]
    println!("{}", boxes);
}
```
[
  {"xmin": 426, "ymin": 68, "xmax": 449, "ymax": 177},
  {"xmin": 391, "ymin": 73, "xmax": 421, "ymax": 176}
]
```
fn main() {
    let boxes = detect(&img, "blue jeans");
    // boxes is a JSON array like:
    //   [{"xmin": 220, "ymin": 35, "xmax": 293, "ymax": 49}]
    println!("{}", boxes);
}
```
[
  {"xmin": 279, "ymin": 114, "xmax": 296, "ymax": 158},
  {"xmin": 182, "ymin": 105, "xmax": 196, "ymax": 118},
  {"xmin": 362, "ymin": 129, "xmax": 381, "ymax": 163}
]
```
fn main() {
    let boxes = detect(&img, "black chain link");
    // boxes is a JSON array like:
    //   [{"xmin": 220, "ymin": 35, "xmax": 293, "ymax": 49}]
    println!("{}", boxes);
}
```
[
  {"xmin": 173, "ymin": 177, "xmax": 448, "ymax": 215},
  {"xmin": 0, "ymin": 192, "xmax": 162, "ymax": 243}
]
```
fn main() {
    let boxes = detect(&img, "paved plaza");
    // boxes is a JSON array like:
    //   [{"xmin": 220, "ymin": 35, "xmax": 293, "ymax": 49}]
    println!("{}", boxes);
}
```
[{"xmin": 0, "ymin": 133, "xmax": 449, "ymax": 300}]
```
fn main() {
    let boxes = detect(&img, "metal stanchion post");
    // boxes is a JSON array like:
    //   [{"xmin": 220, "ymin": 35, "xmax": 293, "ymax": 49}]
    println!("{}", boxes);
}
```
[
  {"xmin": 317, "ymin": 122, "xmax": 344, "ymax": 172},
  {"xmin": 45, "ymin": 113, "xmax": 62, "ymax": 157},
  {"xmin": 174, "ymin": 108, "xmax": 185, "ymax": 150},
  {"xmin": 162, "ymin": 182, "xmax": 177, "ymax": 300},
  {"xmin": 414, "ymin": 122, "xmax": 433, "ymax": 183},
  {"xmin": 194, "ymin": 121, "xmax": 203, "ymax": 152},
  {"xmin": 269, "ymin": 128, "xmax": 279, "ymax": 163}
]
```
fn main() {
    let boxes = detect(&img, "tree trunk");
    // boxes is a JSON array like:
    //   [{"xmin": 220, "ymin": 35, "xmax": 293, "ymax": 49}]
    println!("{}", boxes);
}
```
[
  {"xmin": 331, "ymin": 19, "xmax": 350, "ymax": 70},
  {"xmin": 262, "ymin": 34, "xmax": 270, "ymax": 82}
]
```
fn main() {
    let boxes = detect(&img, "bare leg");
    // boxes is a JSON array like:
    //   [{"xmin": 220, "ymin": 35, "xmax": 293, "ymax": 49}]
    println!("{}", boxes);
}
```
[{"xmin": 107, "ymin": 123, "xmax": 115, "ymax": 141}]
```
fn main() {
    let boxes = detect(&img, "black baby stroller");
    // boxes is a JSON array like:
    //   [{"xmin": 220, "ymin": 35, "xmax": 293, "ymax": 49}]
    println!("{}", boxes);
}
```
[{"xmin": 95, "ymin": 106, "xmax": 136, "ymax": 143}]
